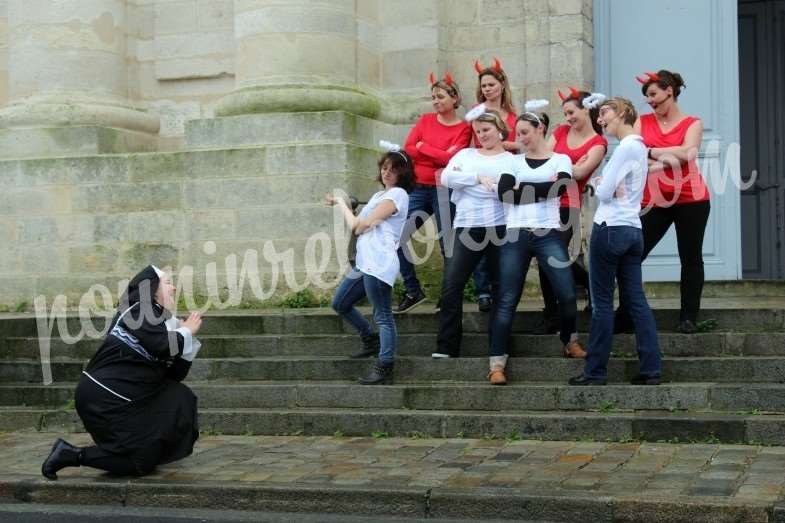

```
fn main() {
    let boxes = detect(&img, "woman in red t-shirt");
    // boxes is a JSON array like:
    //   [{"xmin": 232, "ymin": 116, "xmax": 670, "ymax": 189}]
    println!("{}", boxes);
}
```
[
  {"xmin": 473, "ymin": 58, "xmax": 520, "ymax": 152},
  {"xmin": 619, "ymin": 69, "xmax": 710, "ymax": 334},
  {"xmin": 534, "ymin": 89, "xmax": 608, "ymax": 334},
  {"xmin": 397, "ymin": 74, "xmax": 473, "ymax": 313}
]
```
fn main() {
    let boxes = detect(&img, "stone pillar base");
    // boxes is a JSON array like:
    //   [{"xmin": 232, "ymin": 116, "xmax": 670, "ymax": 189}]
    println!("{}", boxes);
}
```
[
  {"xmin": 0, "ymin": 97, "xmax": 160, "ymax": 158},
  {"xmin": 0, "ymin": 126, "xmax": 159, "ymax": 159},
  {"xmin": 215, "ymin": 84, "xmax": 381, "ymax": 119}
]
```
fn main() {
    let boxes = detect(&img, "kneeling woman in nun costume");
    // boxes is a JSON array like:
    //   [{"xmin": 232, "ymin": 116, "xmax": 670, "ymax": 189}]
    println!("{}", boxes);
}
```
[{"xmin": 42, "ymin": 265, "xmax": 203, "ymax": 479}]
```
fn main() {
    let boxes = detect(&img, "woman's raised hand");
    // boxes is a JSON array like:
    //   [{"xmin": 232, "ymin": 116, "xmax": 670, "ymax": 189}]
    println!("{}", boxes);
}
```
[{"xmin": 181, "ymin": 312, "xmax": 202, "ymax": 335}]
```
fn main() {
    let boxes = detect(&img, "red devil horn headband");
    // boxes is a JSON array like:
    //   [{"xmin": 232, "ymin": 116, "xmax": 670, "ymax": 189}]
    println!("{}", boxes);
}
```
[
  {"xmin": 429, "ymin": 72, "xmax": 456, "ymax": 87},
  {"xmin": 475, "ymin": 58, "xmax": 504, "ymax": 75},
  {"xmin": 636, "ymin": 71, "xmax": 660, "ymax": 84},
  {"xmin": 557, "ymin": 87, "xmax": 581, "ymax": 101}
]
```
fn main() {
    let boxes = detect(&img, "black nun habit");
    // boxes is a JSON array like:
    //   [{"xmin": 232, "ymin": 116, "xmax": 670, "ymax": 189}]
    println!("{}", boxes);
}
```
[{"xmin": 42, "ymin": 265, "xmax": 200, "ymax": 479}]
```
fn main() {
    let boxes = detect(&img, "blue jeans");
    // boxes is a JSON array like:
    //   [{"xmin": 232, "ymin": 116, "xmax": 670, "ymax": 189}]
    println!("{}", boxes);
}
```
[
  {"xmin": 490, "ymin": 228, "xmax": 577, "ymax": 356},
  {"xmin": 331, "ymin": 268, "xmax": 397, "ymax": 363},
  {"xmin": 397, "ymin": 185, "xmax": 453, "ymax": 294},
  {"xmin": 583, "ymin": 224, "xmax": 661, "ymax": 380},
  {"xmin": 473, "ymin": 256, "xmax": 492, "ymax": 299}
]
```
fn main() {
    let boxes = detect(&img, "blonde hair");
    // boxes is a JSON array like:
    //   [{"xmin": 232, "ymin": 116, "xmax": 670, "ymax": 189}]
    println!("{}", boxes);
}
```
[
  {"xmin": 472, "ymin": 108, "xmax": 510, "ymax": 136},
  {"xmin": 600, "ymin": 97, "xmax": 637, "ymax": 126},
  {"xmin": 475, "ymin": 69, "xmax": 516, "ymax": 115}
]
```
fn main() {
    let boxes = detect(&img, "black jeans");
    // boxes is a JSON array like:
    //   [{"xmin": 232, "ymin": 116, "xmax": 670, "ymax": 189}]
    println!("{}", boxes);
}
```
[
  {"xmin": 620, "ymin": 200, "xmax": 711, "ymax": 323},
  {"xmin": 436, "ymin": 226, "xmax": 504, "ymax": 357},
  {"xmin": 539, "ymin": 206, "xmax": 589, "ymax": 320}
]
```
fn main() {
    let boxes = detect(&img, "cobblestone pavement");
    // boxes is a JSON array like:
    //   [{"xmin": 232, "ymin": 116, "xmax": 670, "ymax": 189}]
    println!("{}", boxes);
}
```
[{"xmin": 5, "ymin": 433, "xmax": 784, "ymax": 504}]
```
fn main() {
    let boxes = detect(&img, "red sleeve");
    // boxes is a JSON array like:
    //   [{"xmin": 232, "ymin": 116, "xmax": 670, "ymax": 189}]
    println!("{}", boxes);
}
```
[
  {"xmin": 404, "ymin": 116, "xmax": 428, "ymax": 162},
  {"xmin": 418, "ymin": 123, "xmax": 472, "ymax": 167}
]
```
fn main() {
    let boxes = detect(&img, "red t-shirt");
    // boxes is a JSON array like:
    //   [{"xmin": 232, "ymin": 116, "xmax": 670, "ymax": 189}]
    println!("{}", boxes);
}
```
[
  {"xmin": 551, "ymin": 124, "xmax": 608, "ymax": 208},
  {"xmin": 404, "ymin": 113, "xmax": 472, "ymax": 186},
  {"xmin": 639, "ymin": 114, "xmax": 710, "ymax": 207}
]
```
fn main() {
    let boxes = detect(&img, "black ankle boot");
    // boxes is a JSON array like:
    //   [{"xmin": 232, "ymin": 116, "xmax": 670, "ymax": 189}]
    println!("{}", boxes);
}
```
[
  {"xmin": 351, "ymin": 333, "xmax": 380, "ymax": 359},
  {"xmin": 41, "ymin": 438, "xmax": 82, "ymax": 480},
  {"xmin": 359, "ymin": 360, "xmax": 393, "ymax": 385},
  {"xmin": 532, "ymin": 312, "xmax": 559, "ymax": 335}
]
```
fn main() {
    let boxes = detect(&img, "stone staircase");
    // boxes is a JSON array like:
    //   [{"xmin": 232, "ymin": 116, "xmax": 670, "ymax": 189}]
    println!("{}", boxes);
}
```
[
  {"xmin": 2, "ymin": 298, "xmax": 785, "ymax": 444},
  {"xmin": 3, "ymin": 294, "xmax": 785, "ymax": 521}
]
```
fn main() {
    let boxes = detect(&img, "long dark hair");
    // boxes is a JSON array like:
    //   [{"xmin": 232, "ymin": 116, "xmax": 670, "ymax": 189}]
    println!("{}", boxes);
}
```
[
  {"xmin": 377, "ymin": 151, "xmax": 415, "ymax": 193},
  {"xmin": 563, "ymin": 90, "xmax": 603, "ymax": 135}
]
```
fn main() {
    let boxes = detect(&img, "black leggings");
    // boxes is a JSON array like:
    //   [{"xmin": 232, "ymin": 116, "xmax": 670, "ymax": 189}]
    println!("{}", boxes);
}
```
[
  {"xmin": 620, "ymin": 200, "xmax": 711, "ymax": 322},
  {"xmin": 539, "ymin": 206, "xmax": 590, "ymax": 319}
]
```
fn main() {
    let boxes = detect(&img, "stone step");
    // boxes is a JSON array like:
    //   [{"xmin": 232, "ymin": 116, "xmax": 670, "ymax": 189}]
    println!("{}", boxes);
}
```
[
  {"xmin": 8, "ymin": 332, "xmax": 785, "ymax": 360},
  {"xmin": 1, "ymin": 433, "xmax": 778, "ymax": 522},
  {"xmin": 4, "ymin": 356, "xmax": 785, "ymax": 384},
  {"xmin": 4, "ymin": 382, "xmax": 785, "ymax": 414},
  {"xmin": 184, "ymin": 111, "xmax": 410, "ymax": 150},
  {"xmin": 5, "ymin": 406, "xmax": 783, "ymax": 444},
  {"xmin": 3, "ymin": 307, "xmax": 784, "ymax": 339}
]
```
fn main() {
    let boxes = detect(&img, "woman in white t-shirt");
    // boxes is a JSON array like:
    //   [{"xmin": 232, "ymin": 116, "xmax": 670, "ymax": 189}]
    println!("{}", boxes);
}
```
[
  {"xmin": 485, "ymin": 103, "xmax": 586, "ymax": 385},
  {"xmin": 326, "ymin": 149, "xmax": 414, "ymax": 385},
  {"xmin": 433, "ymin": 108, "xmax": 517, "ymax": 360},
  {"xmin": 569, "ymin": 97, "xmax": 662, "ymax": 386}
]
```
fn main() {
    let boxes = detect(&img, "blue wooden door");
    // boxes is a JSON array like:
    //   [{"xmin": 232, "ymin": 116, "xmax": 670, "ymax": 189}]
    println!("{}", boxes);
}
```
[{"xmin": 593, "ymin": 0, "xmax": 742, "ymax": 281}]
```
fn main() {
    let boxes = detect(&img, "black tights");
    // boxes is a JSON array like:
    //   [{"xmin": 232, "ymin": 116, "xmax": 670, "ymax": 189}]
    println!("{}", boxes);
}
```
[
  {"xmin": 80, "ymin": 443, "xmax": 163, "ymax": 477},
  {"xmin": 621, "ymin": 200, "xmax": 711, "ymax": 322}
]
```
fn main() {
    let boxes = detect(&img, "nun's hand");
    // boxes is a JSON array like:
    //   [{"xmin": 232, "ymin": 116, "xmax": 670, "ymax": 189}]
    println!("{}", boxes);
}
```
[{"xmin": 181, "ymin": 312, "xmax": 202, "ymax": 335}]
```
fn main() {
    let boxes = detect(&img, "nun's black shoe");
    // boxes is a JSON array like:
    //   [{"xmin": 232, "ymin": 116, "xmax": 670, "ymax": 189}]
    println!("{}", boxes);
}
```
[{"xmin": 42, "ymin": 438, "xmax": 81, "ymax": 480}]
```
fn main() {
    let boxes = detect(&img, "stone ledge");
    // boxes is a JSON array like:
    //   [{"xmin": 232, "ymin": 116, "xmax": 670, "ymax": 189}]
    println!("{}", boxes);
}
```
[{"xmin": 0, "ymin": 126, "xmax": 159, "ymax": 160}]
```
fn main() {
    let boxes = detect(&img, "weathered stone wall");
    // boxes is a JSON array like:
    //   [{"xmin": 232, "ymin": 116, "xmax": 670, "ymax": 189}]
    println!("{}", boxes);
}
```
[
  {"xmin": 127, "ymin": 0, "xmax": 235, "ymax": 148},
  {"xmin": 0, "ymin": 0, "xmax": 596, "ymax": 308},
  {"xmin": 0, "ymin": 0, "xmax": 8, "ymax": 108},
  {"xmin": 0, "ymin": 112, "xmax": 396, "ymax": 309}
]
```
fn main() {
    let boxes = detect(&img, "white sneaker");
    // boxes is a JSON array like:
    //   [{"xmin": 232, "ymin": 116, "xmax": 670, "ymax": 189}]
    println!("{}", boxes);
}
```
[{"xmin": 431, "ymin": 352, "xmax": 452, "ymax": 359}]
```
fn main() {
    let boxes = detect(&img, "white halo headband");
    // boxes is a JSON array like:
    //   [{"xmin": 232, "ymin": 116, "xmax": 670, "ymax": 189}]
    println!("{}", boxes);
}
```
[{"xmin": 378, "ymin": 140, "xmax": 409, "ymax": 163}]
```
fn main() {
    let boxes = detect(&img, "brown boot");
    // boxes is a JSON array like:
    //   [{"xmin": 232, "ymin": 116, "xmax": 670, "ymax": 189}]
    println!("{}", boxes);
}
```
[
  {"xmin": 488, "ymin": 355, "xmax": 508, "ymax": 385},
  {"xmin": 488, "ymin": 368, "xmax": 507, "ymax": 385},
  {"xmin": 563, "ymin": 341, "xmax": 587, "ymax": 359}
]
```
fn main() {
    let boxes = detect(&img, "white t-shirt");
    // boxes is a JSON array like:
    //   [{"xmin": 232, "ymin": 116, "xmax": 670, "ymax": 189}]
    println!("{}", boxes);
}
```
[
  {"xmin": 592, "ymin": 134, "xmax": 647, "ymax": 228},
  {"xmin": 441, "ymin": 148, "xmax": 516, "ymax": 228},
  {"xmin": 504, "ymin": 153, "xmax": 573, "ymax": 229},
  {"xmin": 355, "ymin": 187, "xmax": 409, "ymax": 287}
]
